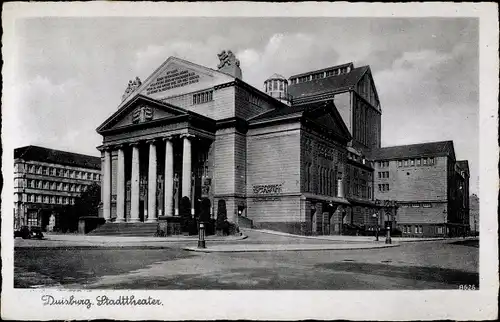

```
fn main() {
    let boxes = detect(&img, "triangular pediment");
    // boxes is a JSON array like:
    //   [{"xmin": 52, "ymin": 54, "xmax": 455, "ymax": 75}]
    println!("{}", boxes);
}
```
[
  {"xmin": 97, "ymin": 94, "xmax": 189, "ymax": 133},
  {"xmin": 305, "ymin": 101, "xmax": 352, "ymax": 142},
  {"xmin": 119, "ymin": 56, "xmax": 235, "ymax": 108}
]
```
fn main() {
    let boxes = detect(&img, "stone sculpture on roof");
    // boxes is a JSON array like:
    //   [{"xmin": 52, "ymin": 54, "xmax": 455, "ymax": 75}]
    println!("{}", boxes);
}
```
[
  {"xmin": 121, "ymin": 76, "xmax": 142, "ymax": 101},
  {"xmin": 217, "ymin": 50, "xmax": 240, "ymax": 69}
]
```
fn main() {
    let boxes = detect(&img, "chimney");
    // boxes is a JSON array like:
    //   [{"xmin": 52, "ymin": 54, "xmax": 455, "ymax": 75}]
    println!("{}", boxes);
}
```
[{"xmin": 217, "ymin": 50, "xmax": 242, "ymax": 79}]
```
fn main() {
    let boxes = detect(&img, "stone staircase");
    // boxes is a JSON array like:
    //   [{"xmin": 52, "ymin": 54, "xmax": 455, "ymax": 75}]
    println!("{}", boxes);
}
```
[
  {"xmin": 238, "ymin": 216, "xmax": 253, "ymax": 229},
  {"xmin": 87, "ymin": 222, "xmax": 158, "ymax": 236}
]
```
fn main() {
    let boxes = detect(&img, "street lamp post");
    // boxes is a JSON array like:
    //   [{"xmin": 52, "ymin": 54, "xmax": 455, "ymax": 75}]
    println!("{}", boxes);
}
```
[
  {"xmin": 385, "ymin": 220, "xmax": 392, "ymax": 244},
  {"xmin": 372, "ymin": 213, "xmax": 379, "ymax": 241},
  {"xmin": 198, "ymin": 222, "xmax": 206, "ymax": 249}
]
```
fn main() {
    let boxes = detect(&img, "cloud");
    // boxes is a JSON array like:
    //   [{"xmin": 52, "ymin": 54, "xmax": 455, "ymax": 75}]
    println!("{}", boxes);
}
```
[{"xmin": 13, "ymin": 76, "xmax": 102, "ymax": 156}]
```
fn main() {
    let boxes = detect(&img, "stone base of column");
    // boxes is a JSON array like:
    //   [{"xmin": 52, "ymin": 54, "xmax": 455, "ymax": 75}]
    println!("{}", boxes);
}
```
[
  {"xmin": 127, "ymin": 218, "xmax": 140, "ymax": 223},
  {"xmin": 146, "ymin": 218, "xmax": 158, "ymax": 222},
  {"xmin": 114, "ymin": 218, "xmax": 125, "ymax": 223}
]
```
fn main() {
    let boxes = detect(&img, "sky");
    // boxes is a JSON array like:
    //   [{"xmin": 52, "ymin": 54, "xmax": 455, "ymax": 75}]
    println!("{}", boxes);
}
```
[{"xmin": 10, "ymin": 17, "xmax": 479, "ymax": 193}]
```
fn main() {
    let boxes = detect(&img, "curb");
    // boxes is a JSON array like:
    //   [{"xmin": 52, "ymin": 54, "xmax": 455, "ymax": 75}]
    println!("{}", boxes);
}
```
[
  {"xmin": 243, "ymin": 229, "xmax": 450, "ymax": 243},
  {"xmin": 42, "ymin": 234, "xmax": 248, "ymax": 243},
  {"xmin": 183, "ymin": 244, "xmax": 399, "ymax": 253}
]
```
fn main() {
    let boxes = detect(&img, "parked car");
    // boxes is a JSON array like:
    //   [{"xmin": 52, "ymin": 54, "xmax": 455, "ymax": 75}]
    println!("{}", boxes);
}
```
[{"xmin": 14, "ymin": 226, "xmax": 44, "ymax": 239}]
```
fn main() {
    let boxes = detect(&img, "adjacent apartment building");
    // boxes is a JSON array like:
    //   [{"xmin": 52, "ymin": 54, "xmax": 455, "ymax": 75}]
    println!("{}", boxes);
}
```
[
  {"xmin": 371, "ymin": 141, "xmax": 470, "ymax": 237},
  {"xmin": 14, "ymin": 145, "xmax": 101, "ymax": 231}
]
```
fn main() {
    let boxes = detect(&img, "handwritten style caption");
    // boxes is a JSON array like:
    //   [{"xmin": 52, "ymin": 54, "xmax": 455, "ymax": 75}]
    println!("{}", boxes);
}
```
[{"xmin": 41, "ymin": 295, "xmax": 163, "ymax": 309}]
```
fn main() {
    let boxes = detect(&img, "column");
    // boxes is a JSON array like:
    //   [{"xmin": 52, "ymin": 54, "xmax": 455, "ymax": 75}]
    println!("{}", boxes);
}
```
[
  {"xmin": 115, "ymin": 145, "xmax": 126, "ymax": 222},
  {"xmin": 130, "ymin": 142, "xmax": 140, "ymax": 222},
  {"xmin": 181, "ymin": 134, "xmax": 193, "ymax": 199},
  {"xmin": 102, "ymin": 148, "xmax": 112, "ymax": 221},
  {"xmin": 147, "ymin": 140, "xmax": 158, "ymax": 222},
  {"xmin": 164, "ymin": 136, "xmax": 174, "ymax": 217}
]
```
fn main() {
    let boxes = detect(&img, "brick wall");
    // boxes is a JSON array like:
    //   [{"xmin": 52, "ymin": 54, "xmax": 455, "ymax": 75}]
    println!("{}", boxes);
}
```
[
  {"xmin": 247, "ymin": 196, "xmax": 302, "ymax": 223},
  {"xmin": 247, "ymin": 123, "xmax": 301, "ymax": 195},
  {"xmin": 397, "ymin": 202, "xmax": 447, "ymax": 224},
  {"xmin": 213, "ymin": 86, "xmax": 236, "ymax": 120},
  {"xmin": 213, "ymin": 128, "xmax": 236, "ymax": 196},
  {"xmin": 234, "ymin": 132, "xmax": 247, "ymax": 195},
  {"xmin": 374, "ymin": 156, "xmax": 448, "ymax": 201},
  {"xmin": 234, "ymin": 86, "xmax": 275, "ymax": 120}
]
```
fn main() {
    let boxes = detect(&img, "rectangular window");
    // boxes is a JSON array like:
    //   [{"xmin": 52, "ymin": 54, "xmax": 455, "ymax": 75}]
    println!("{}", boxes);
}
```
[
  {"xmin": 42, "ymin": 167, "xmax": 48, "ymax": 175},
  {"xmin": 423, "ymin": 158, "xmax": 427, "ymax": 165},
  {"xmin": 437, "ymin": 226, "xmax": 443, "ymax": 234},
  {"xmin": 27, "ymin": 211, "xmax": 38, "ymax": 226},
  {"xmin": 411, "ymin": 203, "xmax": 420, "ymax": 208},
  {"xmin": 429, "ymin": 157, "xmax": 435, "ymax": 165},
  {"xmin": 193, "ymin": 90, "xmax": 213, "ymax": 105},
  {"xmin": 398, "ymin": 160, "xmax": 403, "ymax": 167},
  {"xmin": 404, "ymin": 160, "xmax": 408, "ymax": 167},
  {"xmin": 410, "ymin": 159, "xmax": 415, "ymax": 166},
  {"xmin": 416, "ymin": 159, "xmax": 421, "ymax": 166},
  {"xmin": 422, "ymin": 203, "xmax": 432, "ymax": 208},
  {"xmin": 385, "ymin": 184, "xmax": 389, "ymax": 191}
]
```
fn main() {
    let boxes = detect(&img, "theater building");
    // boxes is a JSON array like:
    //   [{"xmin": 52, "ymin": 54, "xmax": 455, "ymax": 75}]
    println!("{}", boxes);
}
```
[
  {"xmin": 95, "ymin": 50, "xmax": 469, "ymax": 237},
  {"xmin": 13, "ymin": 145, "xmax": 101, "ymax": 231},
  {"xmin": 96, "ymin": 52, "xmax": 356, "ymax": 235},
  {"xmin": 371, "ymin": 141, "xmax": 470, "ymax": 237}
]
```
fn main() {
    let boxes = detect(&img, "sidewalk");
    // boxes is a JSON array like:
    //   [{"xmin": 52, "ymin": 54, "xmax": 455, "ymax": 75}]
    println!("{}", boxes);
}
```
[
  {"xmin": 242, "ymin": 228, "xmax": 472, "ymax": 243},
  {"xmin": 184, "ymin": 243, "xmax": 399, "ymax": 253},
  {"xmin": 14, "ymin": 233, "xmax": 247, "ymax": 249}
]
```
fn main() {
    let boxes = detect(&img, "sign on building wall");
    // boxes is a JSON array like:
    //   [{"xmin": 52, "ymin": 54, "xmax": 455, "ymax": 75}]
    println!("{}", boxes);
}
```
[
  {"xmin": 146, "ymin": 69, "xmax": 200, "ymax": 95},
  {"xmin": 252, "ymin": 183, "xmax": 283, "ymax": 194}
]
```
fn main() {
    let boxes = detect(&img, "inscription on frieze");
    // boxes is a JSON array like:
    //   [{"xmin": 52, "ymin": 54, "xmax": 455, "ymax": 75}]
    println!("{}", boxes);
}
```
[
  {"xmin": 252, "ymin": 183, "xmax": 283, "ymax": 195},
  {"xmin": 146, "ymin": 69, "xmax": 200, "ymax": 95}
]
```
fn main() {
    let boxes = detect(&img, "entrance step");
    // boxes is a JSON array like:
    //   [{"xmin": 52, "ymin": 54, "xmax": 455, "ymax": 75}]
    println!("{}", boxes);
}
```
[{"xmin": 87, "ymin": 222, "xmax": 158, "ymax": 236}]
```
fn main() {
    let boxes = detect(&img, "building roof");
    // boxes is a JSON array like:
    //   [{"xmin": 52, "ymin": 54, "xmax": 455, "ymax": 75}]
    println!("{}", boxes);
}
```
[
  {"xmin": 289, "ymin": 62, "xmax": 354, "ymax": 79},
  {"xmin": 266, "ymin": 73, "xmax": 287, "ymax": 81},
  {"xmin": 14, "ymin": 145, "xmax": 101, "ymax": 170},
  {"xmin": 288, "ymin": 66, "xmax": 369, "ymax": 99},
  {"xmin": 369, "ymin": 141, "xmax": 456, "ymax": 161},
  {"xmin": 249, "ymin": 104, "xmax": 307, "ymax": 122}
]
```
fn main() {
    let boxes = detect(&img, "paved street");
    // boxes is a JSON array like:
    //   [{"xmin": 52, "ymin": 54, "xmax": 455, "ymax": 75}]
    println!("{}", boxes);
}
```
[{"xmin": 14, "ymin": 231, "xmax": 479, "ymax": 290}]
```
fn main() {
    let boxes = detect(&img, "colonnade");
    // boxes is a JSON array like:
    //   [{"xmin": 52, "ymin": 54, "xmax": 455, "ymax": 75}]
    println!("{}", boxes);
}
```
[{"xmin": 100, "ymin": 134, "xmax": 195, "ymax": 222}]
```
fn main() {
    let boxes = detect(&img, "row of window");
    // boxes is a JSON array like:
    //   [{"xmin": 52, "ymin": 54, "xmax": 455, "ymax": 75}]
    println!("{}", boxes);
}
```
[
  {"xmin": 378, "ymin": 161, "xmax": 390, "ymax": 168},
  {"xmin": 265, "ymin": 79, "xmax": 287, "ymax": 92},
  {"xmin": 398, "ymin": 157, "xmax": 435, "ymax": 167},
  {"xmin": 23, "ymin": 164, "xmax": 100, "ymax": 181},
  {"xmin": 304, "ymin": 163, "xmax": 339, "ymax": 196},
  {"xmin": 289, "ymin": 67, "xmax": 349, "ymax": 85},
  {"xmin": 192, "ymin": 90, "xmax": 213, "ymax": 105},
  {"xmin": 401, "ymin": 203, "xmax": 432, "ymax": 208},
  {"xmin": 26, "ymin": 194, "xmax": 75, "ymax": 205},
  {"xmin": 25, "ymin": 179, "xmax": 89, "ymax": 193},
  {"xmin": 378, "ymin": 183, "xmax": 390, "ymax": 192},
  {"xmin": 402, "ymin": 225, "xmax": 423, "ymax": 234},
  {"xmin": 378, "ymin": 171, "xmax": 389, "ymax": 179}
]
